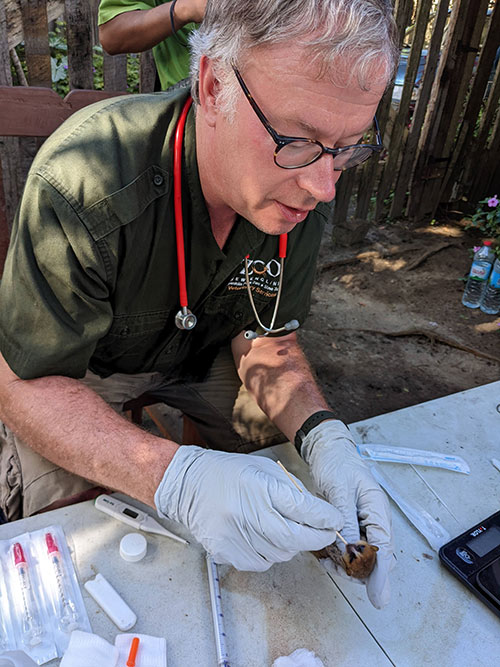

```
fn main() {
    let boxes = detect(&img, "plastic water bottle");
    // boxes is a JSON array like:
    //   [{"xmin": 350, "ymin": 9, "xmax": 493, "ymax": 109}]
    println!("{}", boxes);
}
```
[
  {"xmin": 462, "ymin": 241, "xmax": 495, "ymax": 308},
  {"xmin": 480, "ymin": 257, "xmax": 500, "ymax": 314}
]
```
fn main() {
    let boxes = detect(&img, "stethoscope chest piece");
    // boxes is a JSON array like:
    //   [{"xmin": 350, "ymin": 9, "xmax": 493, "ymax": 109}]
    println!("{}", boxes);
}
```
[{"xmin": 175, "ymin": 307, "xmax": 197, "ymax": 330}]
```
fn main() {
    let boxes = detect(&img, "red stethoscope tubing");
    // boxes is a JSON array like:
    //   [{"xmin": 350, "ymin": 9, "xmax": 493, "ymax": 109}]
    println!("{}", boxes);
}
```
[
  {"xmin": 173, "ymin": 96, "xmax": 288, "ymax": 311},
  {"xmin": 174, "ymin": 96, "xmax": 193, "ymax": 309}
]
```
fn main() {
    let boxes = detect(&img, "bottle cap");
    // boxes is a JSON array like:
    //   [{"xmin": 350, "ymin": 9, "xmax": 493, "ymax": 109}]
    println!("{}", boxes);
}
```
[
  {"xmin": 484, "ymin": 240, "xmax": 493, "ymax": 246},
  {"xmin": 120, "ymin": 533, "xmax": 147, "ymax": 562}
]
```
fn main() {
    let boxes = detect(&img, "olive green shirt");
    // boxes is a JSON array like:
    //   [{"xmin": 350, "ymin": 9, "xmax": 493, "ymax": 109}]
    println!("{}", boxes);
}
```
[
  {"xmin": 0, "ymin": 87, "xmax": 330, "ymax": 382},
  {"xmin": 98, "ymin": 0, "xmax": 196, "ymax": 89}
]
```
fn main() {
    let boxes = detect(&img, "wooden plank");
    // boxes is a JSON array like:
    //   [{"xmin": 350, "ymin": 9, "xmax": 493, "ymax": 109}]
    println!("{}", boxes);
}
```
[
  {"xmin": 407, "ymin": 0, "xmax": 489, "ymax": 221},
  {"xmin": 389, "ymin": 0, "xmax": 450, "ymax": 219},
  {"xmin": 65, "ymin": 88, "xmax": 127, "ymax": 110},
  {"xmin": 0, "ymin": 86, "xmax": 127, "ymax": 137},
  {"xmin": 443, "ymin": 0, "xmax": 500, "ymax": 202},
  {"xmin": 0, "ymin": 0, "xmax": 22, "ymax": 252},
  {"xmin": 475, "ymin": 59, "xmax": 500, "ymax": 154},
  {"xmin": 65, "ymin": 0, "xmax": 93, "ymax": 89},
  {"xmin": 103, "ymin": 51, "xmax": 128, "ymax": 91},
  {"xmin": 140, "ymin": 49, "xmax": 156, "ymax": 93},
  {"xmin": 19, "ymin": 0, "xmax": 52, "ymax": 88},
  {"xmin": 0, "ymin": 86, "xmax": 74, "ymax": 136},
  {"xmin": 375, "ymin": 0, "xmax": 433, "ymax": 222},
  {"xmin": 331, "ymin": 169, "xmax": 358, "ymax": 232},
  {"xmin": 5, "ymin": 0, "xmax": 64, "ymax": 50},
  {"xmin": 88, "ymin": 0, "xmax": 100, "ymax": 46},
  {"xmin": 0, "ymin": 0, "xmax": 13, "ymax": 86},
  {"xmin": 470, "ymin": 98, "xmax": 500, "ymax": 201},
  {"xmin": 354, "ymin": 0, "xmax": 414, "ymax": 221}
]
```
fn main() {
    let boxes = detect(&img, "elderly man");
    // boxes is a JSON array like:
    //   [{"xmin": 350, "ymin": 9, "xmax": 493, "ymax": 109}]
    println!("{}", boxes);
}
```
[{"xmin": 0, "ymin": 0, "xmax": 398, "ymax": 609}]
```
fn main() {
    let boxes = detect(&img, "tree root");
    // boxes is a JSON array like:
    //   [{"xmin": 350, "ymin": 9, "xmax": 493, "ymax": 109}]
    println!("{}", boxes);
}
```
[
  {"xmin": 318, "ymin": 242, "xmax": 459, "ymax": 275},
  {"xmin": 317, "ymin": 243, "xmax": 424, "ymax": 274},
  {"xmin": 330, "ymin": 327, "xmax": 500, "ymax": 364},
  {"xmin": 404, "ymin": 242, "xmax": 459, "ymax": 271}
]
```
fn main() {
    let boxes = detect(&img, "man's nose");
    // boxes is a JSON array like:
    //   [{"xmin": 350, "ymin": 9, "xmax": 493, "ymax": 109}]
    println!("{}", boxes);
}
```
[{"xmin": 295, "ymin": 154, "xmax": 342, "ymax": 203}]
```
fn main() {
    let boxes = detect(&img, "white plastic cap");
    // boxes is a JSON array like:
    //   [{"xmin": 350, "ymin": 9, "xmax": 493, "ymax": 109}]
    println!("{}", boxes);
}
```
[{"xmin": 120, "ymin": 533, "xmax": 147, "ymax": 562}]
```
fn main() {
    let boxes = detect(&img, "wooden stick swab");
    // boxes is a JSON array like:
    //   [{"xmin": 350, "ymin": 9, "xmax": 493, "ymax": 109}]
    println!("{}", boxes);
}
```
[
  {"xmin": 277, "ymin": 460, "xmax": 302, "ymax": 491},
  {"xmin": 276, "ymin": 461, "xmax": 347, "ymax": 545}
]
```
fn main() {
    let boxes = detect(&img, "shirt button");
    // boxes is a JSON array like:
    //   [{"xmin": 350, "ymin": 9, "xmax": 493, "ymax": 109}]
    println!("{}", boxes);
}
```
[
  {"xmin": 234, "ymin": 311, "xmax": 243, "ymax": 320},
  {"xmin": 153, "ymin": 174, "xmax": 164, "ymax": 186},
  {"xmin": 120, "ymin": 326, "xmax": 130, "ymax": 337}
]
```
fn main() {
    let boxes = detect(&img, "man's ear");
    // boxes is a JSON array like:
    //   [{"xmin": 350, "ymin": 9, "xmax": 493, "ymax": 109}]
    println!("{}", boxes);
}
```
[{"xmin": 198, "ymin": 55, "xmax": 219, "ymax": 127}]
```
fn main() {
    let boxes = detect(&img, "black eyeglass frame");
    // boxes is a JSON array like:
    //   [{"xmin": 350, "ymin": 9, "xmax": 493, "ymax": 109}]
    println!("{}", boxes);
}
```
[{"xmin": 233, "ymin": 66, "xmax": 383, "ymax": 171}]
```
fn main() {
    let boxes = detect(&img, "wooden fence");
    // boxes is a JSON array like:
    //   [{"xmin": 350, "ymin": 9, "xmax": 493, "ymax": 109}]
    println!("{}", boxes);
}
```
[
  {"xmin": 332, "ymin": 0, "xmax": 499, "ymax": 228},
  {"xmin": 0, "ymin": 0, "xmax": 499, "ymax": 241}
]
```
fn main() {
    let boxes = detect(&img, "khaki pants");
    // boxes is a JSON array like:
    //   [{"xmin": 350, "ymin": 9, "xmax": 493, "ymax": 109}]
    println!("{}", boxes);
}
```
[{"xmin": 0, "ymin": 347, "xmax": 285, "ymax": 520}]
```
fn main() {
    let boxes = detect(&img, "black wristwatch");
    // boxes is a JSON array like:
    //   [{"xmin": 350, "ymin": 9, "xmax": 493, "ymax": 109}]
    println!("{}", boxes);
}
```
[{"xmin": 294, "ymin": 410, "xmax": 337, "ymax": 455}]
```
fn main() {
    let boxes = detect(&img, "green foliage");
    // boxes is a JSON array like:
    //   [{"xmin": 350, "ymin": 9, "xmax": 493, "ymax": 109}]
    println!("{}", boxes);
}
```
[
  {"xmin": 46, "ymin": 20, "xmax": 140, "ymax": 97},
  {"xmin": 466, "ymin": 195, "xmax": 500, "ymax": 257}
]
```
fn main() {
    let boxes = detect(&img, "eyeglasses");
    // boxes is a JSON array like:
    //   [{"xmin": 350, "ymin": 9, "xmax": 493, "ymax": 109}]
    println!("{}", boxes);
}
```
[{"xmin": 233, "ymin": 67, "xmax": 383, "ymax": 171}]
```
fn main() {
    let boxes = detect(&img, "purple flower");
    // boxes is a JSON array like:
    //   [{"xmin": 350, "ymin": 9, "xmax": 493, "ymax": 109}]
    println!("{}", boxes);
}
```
[
  {"xmin": 488, "ymin": 195, "xmax": 499, "ymax": 207},
  {"xmin": 473, "ymin": 246, "xmax": 481, "ymax": 253}
]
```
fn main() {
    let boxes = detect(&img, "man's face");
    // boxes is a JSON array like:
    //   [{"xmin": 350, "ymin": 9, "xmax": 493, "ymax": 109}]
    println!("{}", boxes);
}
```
[{"xmin": 196, "ymin": 43, "xmax": 386, "ymax": 236}]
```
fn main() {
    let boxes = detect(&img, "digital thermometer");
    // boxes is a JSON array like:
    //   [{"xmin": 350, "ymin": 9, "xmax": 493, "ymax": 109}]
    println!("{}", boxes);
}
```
[{"xmin": 94, "ymin": 494, "xmax": 189, "ymax": 546}]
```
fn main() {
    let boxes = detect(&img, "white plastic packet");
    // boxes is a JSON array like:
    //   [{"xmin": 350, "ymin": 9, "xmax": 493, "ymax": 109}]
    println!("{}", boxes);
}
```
[
  {"xmin": 272, "ymin": 648, "xmax": 325, "ymax": 666},
  {"xmin": 0, "ymin": 651, "xmax": 38, "ymax": 666},
  {"xmin": 0, "ymin": 525, "xmax": 91, "ymax": 664}
]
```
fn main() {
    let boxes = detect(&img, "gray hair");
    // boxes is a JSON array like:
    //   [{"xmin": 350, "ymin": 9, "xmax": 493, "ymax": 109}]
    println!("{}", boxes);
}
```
[{"xmin": 189, "ymin": 0, "xmax": 399, "ymax": 110}]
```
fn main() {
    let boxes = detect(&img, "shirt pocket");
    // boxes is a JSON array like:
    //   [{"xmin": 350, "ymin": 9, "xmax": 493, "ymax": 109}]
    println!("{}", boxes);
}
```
[
  {"xmin": 94, "ymin": 310, "xmax": 171, "ymax": 363},
  {"xmin": 202, "ymin": 289, "xmax": 276, "ymax": 339}
]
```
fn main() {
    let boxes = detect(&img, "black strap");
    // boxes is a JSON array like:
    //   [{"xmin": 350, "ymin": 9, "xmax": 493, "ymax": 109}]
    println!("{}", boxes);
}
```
[{"xmin": 294, "ymin": 410, "xmax": 337, "ymax": 455}]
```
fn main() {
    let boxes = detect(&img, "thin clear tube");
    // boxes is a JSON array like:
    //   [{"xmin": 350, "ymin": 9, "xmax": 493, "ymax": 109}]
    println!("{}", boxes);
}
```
[
  {"xmin": 370, "ymin": 465, "xmax": 451, "ymax": 552},
  {"xmin": 357, "ymin": 443, "xmax": 470, "ymax": 474}
]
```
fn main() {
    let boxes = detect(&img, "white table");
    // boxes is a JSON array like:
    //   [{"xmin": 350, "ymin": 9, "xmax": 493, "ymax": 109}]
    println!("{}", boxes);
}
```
[{"xmin": 1, "ymin": 380, "xmax": 499, "ymax": 666}]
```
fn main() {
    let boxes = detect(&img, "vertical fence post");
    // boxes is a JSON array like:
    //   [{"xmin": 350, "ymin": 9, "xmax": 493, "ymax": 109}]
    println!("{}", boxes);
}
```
[
  {"xmin": 65, "ymin": 0, "xmax": 94, "ymax": 89},
  {"xmin": 19, "ymin": 0, "xmax": 52, "ymax": 88},
  {"xmin": 376, "ymin": 0, "xmax": 433, "ymax": 222},
  {"xmin": 103, "ymin": 52, "xmax": 128, "ymax": 91},
  {"xmin": 443, "ymin": 1, "xmax": 500, "ymax": 203},
  {"xmin": 140, "ymin": 50, "xmax": 156, "ymax": 93},
  {"xmin": 0, "ymin": 0, "xmax": 14, "ymax": 272},
  {"xmin": 407, "ymin": 0, "xmax": 490, "ymax": 221},
  {"xmin": 390, "ymin": 0, "xmax": 450, "ymax": 221}
]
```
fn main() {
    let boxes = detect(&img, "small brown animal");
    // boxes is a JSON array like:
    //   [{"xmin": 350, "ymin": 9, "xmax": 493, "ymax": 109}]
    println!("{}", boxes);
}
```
[{"xmin": 313, "ymin": 539, "xmax": 379, "ymax": 579}]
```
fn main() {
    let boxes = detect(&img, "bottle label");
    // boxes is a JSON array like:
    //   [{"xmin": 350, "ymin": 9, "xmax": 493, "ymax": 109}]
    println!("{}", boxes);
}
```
[
  {"xmin": 489, "ymin": 269, "xmax": 500, "ymax": 288},
  {"xmin": 470, "ymin": 262, "xmax": 489, "ymax": 280}
]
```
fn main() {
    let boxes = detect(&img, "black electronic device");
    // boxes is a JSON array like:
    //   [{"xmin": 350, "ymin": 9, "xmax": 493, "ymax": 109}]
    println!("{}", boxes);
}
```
[{"xmin": 439, "ymin": 510, "xmax": 500, "ymax": 619}]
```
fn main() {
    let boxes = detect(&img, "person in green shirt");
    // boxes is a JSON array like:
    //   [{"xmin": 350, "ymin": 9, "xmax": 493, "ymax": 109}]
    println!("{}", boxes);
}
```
[
  {"xmin": 98, "ymin": 0, "xmax": 206, "ymax": 89},
  {"xmin": 0, "ymin": 0, "xmax": 399, "ymax": 610}
]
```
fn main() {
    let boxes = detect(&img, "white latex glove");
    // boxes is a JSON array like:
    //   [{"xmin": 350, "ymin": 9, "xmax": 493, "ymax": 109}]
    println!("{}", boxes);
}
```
[
  {"xmin": 300, "ymin": 421, "xmax": 394, "ymax": 609},
  {"xmin": 155, "ymin": 445, "xmax": 343, "ymax": 571}
]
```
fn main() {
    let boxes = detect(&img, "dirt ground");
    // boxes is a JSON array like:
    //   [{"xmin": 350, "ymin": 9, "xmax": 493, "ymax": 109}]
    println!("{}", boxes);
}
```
[{"xmin": 300, "ymin": 215, "xmax": 500, "ymax": 425}]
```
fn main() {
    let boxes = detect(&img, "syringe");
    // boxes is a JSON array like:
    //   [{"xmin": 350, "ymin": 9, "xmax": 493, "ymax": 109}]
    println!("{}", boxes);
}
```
[
  {"xmin": 45, "ymin": 532, "xmax": 80, "ymax": 632},
  {"xmin": 12, "ymin": 542, "xmax": 43, "ymax": 647},
  {"xmin": 206, "ymin": 554, "xmax": 230, "ymax": 667}
]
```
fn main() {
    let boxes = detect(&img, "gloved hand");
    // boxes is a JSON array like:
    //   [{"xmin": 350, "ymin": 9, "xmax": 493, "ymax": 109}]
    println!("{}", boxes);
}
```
[
  {"xmin": 155, "ymin": 445, "xmax": 343, "ymax": 571},
  {"xmin": 300, "ymin": 420, "xmax": 394, "ymax": 609}
]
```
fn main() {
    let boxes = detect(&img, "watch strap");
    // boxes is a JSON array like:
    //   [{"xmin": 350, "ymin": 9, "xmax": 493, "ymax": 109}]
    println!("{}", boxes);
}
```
[{"xmin": 294, "ymin": 410, "xmax": 337, "ymax": 455}]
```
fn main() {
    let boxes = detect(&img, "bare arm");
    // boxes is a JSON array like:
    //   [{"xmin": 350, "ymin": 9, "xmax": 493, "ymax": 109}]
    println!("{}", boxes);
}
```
[
  {"xmin": 99, "ymin": 0, "xmax": 206, "ymax": 55},
  {"xmin": 231, "ymin": 331, "xmax": 331, "ymax": 442},
  {"xmin": 0, "ymin": 352, "xmax": 178, "ymax": 508}
]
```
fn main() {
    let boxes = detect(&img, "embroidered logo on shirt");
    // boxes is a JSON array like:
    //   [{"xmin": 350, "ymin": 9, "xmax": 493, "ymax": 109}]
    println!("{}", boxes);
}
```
[{"xmin": 227, "ymin": 258, "xmax": 281, "ymax": 298}]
